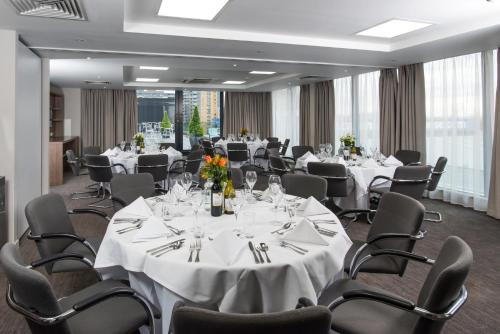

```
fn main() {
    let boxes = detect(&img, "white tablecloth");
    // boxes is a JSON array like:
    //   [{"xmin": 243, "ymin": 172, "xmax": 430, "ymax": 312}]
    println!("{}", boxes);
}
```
[
  {"xmin": 106, "ymin": 152, "xmax": 183, "ymax": 174},
  {"xmin": 94, "ymin": 196, "xmax": 352, "ymax": 333}
]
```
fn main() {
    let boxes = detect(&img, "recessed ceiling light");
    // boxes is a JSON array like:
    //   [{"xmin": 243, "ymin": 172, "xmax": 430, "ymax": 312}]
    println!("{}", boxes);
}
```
[
  {"xmin": 158, "ymin": 0, "xmax": 229, "ymax": 20},
  {"xmin": 136, "ymin": 78, "xmax": 160, "ymax": 82},
  {"xmin": 357, "ymin": 19, "xmax": 432, "ymax": 38},
  {"xmin": 86, "ymin": 56, "xmax": 92, "ymax": 60},
  {"xmin": 233, "ymin": 64, "xmax": 238, "ymax": 67},
  {"xmin": 250, "ymin": 71, "xmax": 276, "ymax": 75},
  {"xmin": 223, "ymin": 80, "xmax": 246, "ymax": 85},
  {"xmin": 140, "ymin": 66, "xmax": 169, "ymax": 71}
]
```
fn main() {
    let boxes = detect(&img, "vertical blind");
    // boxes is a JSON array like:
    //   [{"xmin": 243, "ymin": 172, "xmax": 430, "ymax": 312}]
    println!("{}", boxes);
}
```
[{"xmin": 272, "ymin": 87, "xmax": 300, "ymax": 150}]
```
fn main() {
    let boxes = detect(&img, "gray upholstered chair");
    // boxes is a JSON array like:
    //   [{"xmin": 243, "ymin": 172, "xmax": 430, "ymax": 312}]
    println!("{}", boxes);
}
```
[
  {"xmin": 1, "ymin": 242, "xmax": 159, "ymax": 334},
  {"xmin": 25, "ymin": 193, "xmax": 109, "ymax": 277},
  {"xmin": 280, "ymin": 138, "xmax": 290, "ymax": 156},
  {"xmin": 316, "ymin": 236, "xmax": 472, "ymax": 334},
  {"xmin": 307, "ymin": 162, "xmax": 353, "ymax": 212},
  {"xmin": 368, "ymin": 165, "xmax": 432, "ymax": 209},
  {"xmin": 336, "ymin": 192, "xmax": 425, "ymax": 277},
  {"xmin": 291, "ymin": 145, "xmax": 314, "ymax": 161},
  {"xmin": 395, "ymin": 149, "xmax": 421, "ymax": 166},
  {"xmin": 65, "ymin": 150, "xmax": 87, "ymax": 177},
  {"xmin": 82, "ymin": 146, "xmax": 101, "ymax": 156},
  {"xmin": 230, "ymin": 168, "xmax": 244, "ymax": 189},
  {"xmin": 254, "ymin": 141, "xmax": 281, "ymax": 169},
  {"xmin": 138, "ymin": 154, "xmax": 169, "ymax": 189},
  {"xmin": 110, "ymin": 173, "xmax": 167, "ymax": 208},
  {"xmin": 266, "ymin": 136, "xmax": 279, "ymax": 143},
  {"xmin": 171, "ymin": 299, "xmax": 331, "ymax": 334},
  {"xmin": 227, "ymin": 143, "xmax": 250, "ymax": 167},
  {"xmin": 281, "ymin": 174, "xmax": 327, "ymax": 202},
  {"xmin": 424, "ymin": 157, "xmax": 448, "ymax": 223}
]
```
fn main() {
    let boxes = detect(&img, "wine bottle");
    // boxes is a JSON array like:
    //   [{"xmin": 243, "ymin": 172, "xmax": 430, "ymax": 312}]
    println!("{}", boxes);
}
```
[
  {"xmin": 224, "ymin": 170, "xmax": 235, "ymax": 214},
  {"xmin": 211, "ymin": 178, "xmax": 223, "ymax": 217}
]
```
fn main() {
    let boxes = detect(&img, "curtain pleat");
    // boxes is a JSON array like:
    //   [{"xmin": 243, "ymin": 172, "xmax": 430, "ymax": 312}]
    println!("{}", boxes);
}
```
[
  {"xmin": 379, "ymin": 68, "xmax": 398, "ymax": 155},
  {"xmin": 488, "ymin": 49, "xmax": 500, "ymax": 219},
  {"xmin": 222, "ymin": 92, "xmax": 272, "ymax": 137},
  {"xmin": 81, "ymin": 89, "xmax": 137, "ymax": 150},
  {"xmin": 314, "ymin": 81, "xmax": 335, "ymax": 146},
  {"xmin": 299, "ymin": 84, "xmax": 311, "ymax": 146}
]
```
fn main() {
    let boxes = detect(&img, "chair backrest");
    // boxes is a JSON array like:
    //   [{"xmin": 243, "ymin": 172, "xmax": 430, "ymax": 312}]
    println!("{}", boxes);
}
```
[
  {"xmin": 227, "ymin": 143, "xmax": 248, "ymax": 162},
  {"xmin": 395, "ymin": 150, "xmax": 421, "ymax": 166},
  {"xmin": 307, "ymin": 162, "xmax": 348, "ymax": 198},
  {"xmin": 159, "ymin": 143, "xmax": 176, "ymax": 151},
  {"xmin": 202, "ymin": 140, "xmax": 215, "ymax": 157},
  {"xmin": 266, "ymin": 141, "xmax": 281, "ymax": 157},
  {"xmin": 83, "ymin": 146, "xmax": 101, "ymax": 156},
  {"xmin": 25, "ymin": 194, "xmax": 76, "ymax": 273},
  {"xmin": 171, "ymin": 303, "xmax": 332, "ymax": 334},
  {"xmin": 230, "ymin": 168, "xmax": 244, "ymax": 189},
  {"xmin": 368, "ymin": 192, "xmax": 425, "ymax": 274},
  {"xmin": 65, "ymin": 150, "xmax": 80, "ymax": 176},
  {"xmin": 84, "ymin": 154, "xmax": 114, "ymax": 183},
  {"xmin": 266, "ymin": 137, "xmax": 279, "ymax": 143},
  {"xmin": 211, "ymin": 136, "xmax": 221, "ymax": 143},
  {"xmin": 137, "ymin": 154, "xmax": 169, "ymax": 182},
  {"xmin": 282, "ymin": 174, "xmax": 327, "ymax": 201},
  {"xmin": 427, "ymin": 157, "xmax": 448, "ymax": 191},
  {"xmin": 269, "ymin": 156, "xmax": 289, "ymax": 176},
  {"xmin": 280, "ymin": 138, "xmax": 290, "ymax": 156},
  {"xmin": 414, "ymin": 236, "xmax": 472, "ymax": 334},
  {"xmin": 110, "ymin": 173, "xmax": 156, "ymax": 206},
  {"xmin": 1, "ymin": 243, "xmax": 71, "ymax": 334},
  {"xmin": 185, "ymin": 150, "xmax": 204, "ymax": 175},
  {"xmin": 292, "ymin": 146, "xmax": 314, "ymax": 160},
  {"xmin": 390, "ymin": 165, "xmax": 432, "ymax": 200}
]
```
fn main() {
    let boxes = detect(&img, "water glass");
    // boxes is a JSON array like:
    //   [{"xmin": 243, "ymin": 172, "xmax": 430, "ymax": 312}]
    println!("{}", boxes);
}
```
[
  {"xmin": 241, "ymin": 211, "xmax": 255, "ymax": 238},
  {"xmin": 246, "ymin": 171, "xmax": 257, "ymax": 202}
]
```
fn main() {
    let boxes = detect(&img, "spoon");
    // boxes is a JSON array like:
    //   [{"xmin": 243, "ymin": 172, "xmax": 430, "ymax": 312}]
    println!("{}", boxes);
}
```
[{"xmin": 270, "ymin": 222, "xmax": 292, "ymax": 234}]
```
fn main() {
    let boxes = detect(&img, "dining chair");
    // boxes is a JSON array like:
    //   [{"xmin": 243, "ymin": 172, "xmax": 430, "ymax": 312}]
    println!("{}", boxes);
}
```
[
  {"xmin": 315, "ymin": 236, "xmax": 472, "ymax": 334},
  {"xmin": 170, "ymin": 298, "xmax": 331, "ymax": 334},
  {"xmin": 395, "ymin": 149, "xmax": 421, "ymax": 166},
  {"xmin": 110, "ymin": 173, "xmax": 167, "ymax": 208},
  {"xmin": 423, "ymin": 157, "xmax": 448, "ymax": 223},
  {"xmin": 84, "ymin": 154, "xmax": 127, "ymax": 208},
  {"xmin": 281, "ymin": 174, "xmax": 327, "ymax": 202},
  {"xmin": 227, "ymin": 143, "xmax": 250, "ymax": 167},
  {"xmin": 280, "ymin": 138, "xmax": 290, "ymax": 156},
  {"xmin": 336, "ymin": 192, "xmax": 425, "ymax": 278},
  {"xmin": 82, "ymin": 146, "xmax": 102, "ymax": 156},
  {"xmin": 253, "ymin": 141, "xmax": 281, "ymax": 169},
  {"xmin": 307, "ymin": 162, "xmax": 353, "ymax": 212},
  {"xmin": 266, "ymin": 137, "xmax": 279, "ymax": 143},
  {"xmin": 291, "ymin": 145, "xmax": 314, "ymax": 161},
  {"xmin": 269, "ymin": 156, "xmax": 305, "ymax": 176},
  {"xmin": 65, "ymin": 150, "xmax": 87, "ymax": 176},
  {"xmin": 201, "ymin": 140, "xmax": 215, "ymax": 157},
  {"xmin": 24, "ymin": 193, "xmax": 109, "ymax": 278},
  {"xmin": 137, "ymin": 154, "xmax": 169, "ymax": 189},
  {"xmin": 368, "ymin": 165, "xmax": 432, "ymax": 209},
  {"xmin": 1, "ymin": 242, "xmax": 160, "ymax": 334},
  {"xmin": 211, "ymin": 136, "xmax": 221, "ymax": 143},
  {"xmin": 230, "ymin": 167, "xmax": 244, "ymax": 189}
]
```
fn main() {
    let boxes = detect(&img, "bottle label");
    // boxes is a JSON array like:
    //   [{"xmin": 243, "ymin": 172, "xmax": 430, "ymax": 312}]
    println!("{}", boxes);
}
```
[
  {"xmin": 212, "ymin": 193, "xmax": 222, "ymax": 206},
  {"xmin": 225, "ymin": 199, "xmax": 233, "ymax": 211}
]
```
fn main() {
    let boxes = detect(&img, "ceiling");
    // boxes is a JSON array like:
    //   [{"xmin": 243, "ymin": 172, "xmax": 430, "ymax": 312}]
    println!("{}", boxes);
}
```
[{"xmin": 1, "ymin": 0, "xmax": 500, "ymax": 91}]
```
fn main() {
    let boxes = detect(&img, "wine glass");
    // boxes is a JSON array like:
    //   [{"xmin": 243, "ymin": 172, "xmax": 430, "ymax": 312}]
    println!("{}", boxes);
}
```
[
  {"xmin": 231, "ymin": 190, "xmax": 246, "ymax": 232},
  {"xmin": 120, "ymin": 141, "xmax": 126, "ymax": 151},
  {"xmin": 268, "ymin": 184, "xmax": 284, "ymax": 226},
  {"xmin": 325, "ymin": 143, "xmax": 333, "ymax": 157},
  {"xmin": 181, "ymin": 172, "xmax": 193, "ymax": 197},
  {"xmin": 171, "ymin": 180, "xmax": 185, "ymax": 215},
  {"xmin": 191, "ymin": 190, "xmax": 206, "ymax": 238},
  {"xmin": 245, "ymin": 171, "xmax": 257, "ymax": 202}
]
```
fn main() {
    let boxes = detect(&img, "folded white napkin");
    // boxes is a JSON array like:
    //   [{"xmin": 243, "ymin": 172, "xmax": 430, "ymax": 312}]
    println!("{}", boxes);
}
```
[
  {"xmin": 171, "ymin": 182, "xmax": 188, "ymax": 201},
  {"xmin": 132, "ymin": 216, "xmax": 173, "ymax": 243},
  {"xmin": 384, "ymin": 155, "xmax": 403, "ymax": 167},
  {"xmin": 215, "ymin": 139, "xmax": 226, "ymax": 146},
  {"xmin": 118, "ymin": 151, "xmax": 134, "ymax": 159},
  {"xmin": 212, "ymin": 230, "xmax": 246, "ymax": 265},
  {"xmin": 298, "ymin": 151, "xmax": 320, "ymax": 166},
  {"xmin": 166, "ymin": 146, "xmax": 181, "ymax": 156},
  {"xmin": 297, "ymin": 196, "xmax": 331, "ymax": 216},
  {"xmin": 281, "ymin": 219, "xmax": 328, "ymax": 246},
  {"xmin": 115, "ymin": 196, "xmax": 153, "ymax": 219},
  {"xmin": 262, "ymin": 139, "xmax": 269, "ymax": 146},
  {"xmin": 362, "ymin": 158, "xmax": 379, "ymax": 169},
  {"xmin": 101, "ymin": 149, "xmax": 112, "ymax": 156}
]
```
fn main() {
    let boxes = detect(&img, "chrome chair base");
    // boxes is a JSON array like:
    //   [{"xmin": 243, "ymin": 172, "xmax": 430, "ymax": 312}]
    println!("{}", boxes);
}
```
[{"xmin": 424, "ymin": 210, "xmax": 443, "ymax": 223}]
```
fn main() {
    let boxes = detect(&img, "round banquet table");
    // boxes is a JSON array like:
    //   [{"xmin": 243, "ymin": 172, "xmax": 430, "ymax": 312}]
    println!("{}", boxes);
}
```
[
  {"xmin": 105, "ymin": 151, "xmax": 184, "ymax": 174},
  {"xmin": 94, "ymin": 194, "xmax": 352, "ymax": 333}
]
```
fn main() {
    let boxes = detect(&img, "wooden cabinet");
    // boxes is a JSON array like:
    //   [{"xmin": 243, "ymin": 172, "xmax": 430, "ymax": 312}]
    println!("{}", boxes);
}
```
[{"xmin": 50, "ymin": 93, "xmax": 65, "ymax": 138}]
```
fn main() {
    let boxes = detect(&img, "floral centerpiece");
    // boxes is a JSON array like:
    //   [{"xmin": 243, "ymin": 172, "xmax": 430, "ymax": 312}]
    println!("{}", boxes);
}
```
[
  {"xmin": 240, "ymin": 127, "xmax": 249, "ymax": 137},
  {"xmin": 340, "ymin": 134, "xmax": 355, "ymax": 148},
  {"xmin": 200, "ymin": 154, "xmax": 228, "ymax": 184},
  {"xmin": 133, "ymin": 132, "xmax": 145, "ymax": 147}
]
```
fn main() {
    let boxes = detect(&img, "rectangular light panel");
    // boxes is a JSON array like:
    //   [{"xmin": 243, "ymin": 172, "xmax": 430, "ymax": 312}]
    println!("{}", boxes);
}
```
[
  {"xmin": 223, "ymin": 81, "xmax": 246, "ymax": 85},
  {"xmin": 136, "ymin": 78, "xmax": 160, "ymax": 82},
  {"xmin": 140, "ymin": 66, "xmax": 169, "ymax": 71},
  {"xmin": 250, "ymin": 71, "xmax": 276, "ymax": 75},
  {"xmin": 158, "ymin": 0, "xmax": 229, "ymax": 20},
  {"xmin": 357, "ymin": 19, "xmax": 432, "ymax": 38}
]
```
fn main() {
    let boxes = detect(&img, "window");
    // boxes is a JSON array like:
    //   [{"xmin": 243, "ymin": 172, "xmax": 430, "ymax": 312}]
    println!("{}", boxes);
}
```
[
  {"xmin": 333, "ymin": 76, "xmax": 353, "ymax": 151},
  {"xmin": 137, "ymin": 89, "xmax": 176, "ymax": 147},
  {"xmin": 424, "ymin": 52, "xmax": 490, "ymax": 210},
  {"xmin": 272, "ymin": 86, "xmax": 300, "ymax": 151},
  {"xmin": 355, "ymin": 71, "xmax": 380, "ymax": 151},
  {"xmin": 183, "ymin": 90, "xmax": 221, "ymax": 150}
]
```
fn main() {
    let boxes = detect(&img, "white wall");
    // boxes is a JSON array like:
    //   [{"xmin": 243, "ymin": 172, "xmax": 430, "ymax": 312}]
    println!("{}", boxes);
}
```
[{"xmin": 62, "ymin": 88, "xmax": 81, "ymax": 137}]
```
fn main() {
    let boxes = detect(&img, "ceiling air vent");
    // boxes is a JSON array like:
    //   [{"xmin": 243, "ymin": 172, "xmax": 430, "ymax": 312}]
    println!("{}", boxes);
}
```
[
  {"xmin": 84, "ymin": 81, "xmax": 111, "ymax": 85},
  {"xmin": 9, "ymin": 0, "xmax": 87, "ymax": 21},
  {"xmin": 182, "ymin": 78, "xmax": 212, "ymax": 84}
]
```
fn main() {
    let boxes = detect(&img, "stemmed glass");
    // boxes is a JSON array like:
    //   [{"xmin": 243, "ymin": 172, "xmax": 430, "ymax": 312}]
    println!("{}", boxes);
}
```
[
  {"xmin": 245, "ymin": 171, "xmax": 257, "ymax": 203},
  {"xmin": 191, "ymin": 190, "xmax": 205, "ymax": 238},
  {"xmin": 325, "ymin": 143, "xmax": 333, "ymax": 157},
  {"xmin": 171, "ymin": 180, "xmax": 185, "ymax": 215},
  {"xmin": 231, "ymin": 190, "xmax": 246, "ymax": 233},
  {"xmin": 268, "ymin": 175, "xmax": 283, "ymax": 225},
  {"xmin": 181, "ymin": 172, "xmax": 193, "ymax": 199},
  {"xmin": 120, "ymin": 141, "xmax": 126, "ymax": 151}
]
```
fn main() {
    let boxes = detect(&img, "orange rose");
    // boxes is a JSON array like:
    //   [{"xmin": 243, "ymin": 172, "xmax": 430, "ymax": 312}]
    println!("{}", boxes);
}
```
[
  {"xmin": 204, "ymin": 155, "xmax": 212, "ymax": 163},
  {"xmin": 218, "ymin": 158, "xmax": 227, "ymax": 167}
]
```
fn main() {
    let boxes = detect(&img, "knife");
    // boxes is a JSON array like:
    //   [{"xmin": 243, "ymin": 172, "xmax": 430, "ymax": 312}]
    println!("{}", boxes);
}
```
[{"xmin": 248, "ymin": 241, "xmax": 260, "ymax": 264}]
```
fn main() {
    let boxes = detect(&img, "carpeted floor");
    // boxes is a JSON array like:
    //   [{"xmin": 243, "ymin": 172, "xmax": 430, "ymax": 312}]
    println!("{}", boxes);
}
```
[{"xmin": 0, "ymin": 173, "xmax": 499, "ymax": 333}]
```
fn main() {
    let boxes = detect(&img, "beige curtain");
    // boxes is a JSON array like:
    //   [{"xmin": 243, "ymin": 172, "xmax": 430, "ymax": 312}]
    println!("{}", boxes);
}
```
[
  {"xmin": 487, "ymin": 49, "xmax": 500, "ymax": 219},
  {"xmin": 223, "ymin": 92, "xmax": 272, "ymax": 137},
  {"xmin": 396, "ymin": 63, "xmax": 427, "ymax": 161},
  {"xmin": 314, "ymin": 80, "xmax": 334, "ymax": 146},
  {"xmin": 299, "ymin": 84, "xmax": 311, "ymax": 146},
  {"xmin": 81, "ymin": 89, "xmax": 137, "ymax": 150},
  {"xmin": 379, "ymin": 68, "xmax": 398, "ymax": 155}
]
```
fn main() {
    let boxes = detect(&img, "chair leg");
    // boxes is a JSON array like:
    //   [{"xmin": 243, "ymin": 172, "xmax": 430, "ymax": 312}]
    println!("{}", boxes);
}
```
[
  {"xmin": 424, "ymin": 210, "xmax": 443, "ymax": 223},
  {"xmin": 71, "ymin": 189, "xmax": 99, "ymax": 200},
  {"xmin": 88, "ymin": 184, "xmax": 113, "ymax": 209}
]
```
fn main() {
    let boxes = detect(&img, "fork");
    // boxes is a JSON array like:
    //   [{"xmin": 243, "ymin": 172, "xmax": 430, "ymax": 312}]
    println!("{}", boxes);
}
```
[
  {"xmin": 188, "ymin": 242, "xmax": 195, "ymax": 262},
  {"xmin": 117, "ymin": 222, "xmax": 144, "ymax": 234},
  {"xmin": 195, "ymin": 239, "xmax": 201, "ymax": 263}
]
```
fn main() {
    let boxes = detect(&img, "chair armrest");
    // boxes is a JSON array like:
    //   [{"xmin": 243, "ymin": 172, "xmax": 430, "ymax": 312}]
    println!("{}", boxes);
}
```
[
  {"xmin": 27, "ymin": 232, "xmax": 97, "ymax": 257},
  {"xmin": 368, "ymin": 175, "xmax": 392, "ymax": 191},
  {"xmin": 155, "ymin": 188, "xmax": 169, "ymax": 194},
  {"xmin": 407, "ymin": 162, "xmax": 422, "ymax": 166},
  {"xmin": 337, "ymin": 209, "xmax": 374, "ymax": 218},
  {"xmin": 110, "ymin": 196, "xmax": 127, "ymax": 208},
  {"xmin": 68, "ymin": 208, "xmax": 110, "ymax": 221},
  {"xmin": 328, "ymin": 289, "xmax": 415, "ymax": 312},
  {"xmin": 169, "ymin": 159, "xmax": 186, "ymax": 172},
  {"xmin": 111, "ymin": 163, "xmax": 128, "ymax": 174}
]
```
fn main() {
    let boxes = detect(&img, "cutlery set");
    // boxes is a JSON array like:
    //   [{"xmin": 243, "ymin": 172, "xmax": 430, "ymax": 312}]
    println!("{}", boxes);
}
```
[
  {"xmin": 248, "ymin": 242, "xmax": 271, "ymax": 263},
  {"xmin": 188, "ymin": 239, "xmax": 202, "ymax": 262},
  {"xmin": 308, "ymin": 220, "xmax": 337, "ymax": 237},
  {"xmin": 279, "ymin": 241, "xmax": 309, "ymax": 255},
  {"xmin": 116, "ymin": 222, "xmax": 144, "ymax": 234},
  {"xmin": 146, "ymin": 239, "xmax": 185, "ymax": 257}
]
